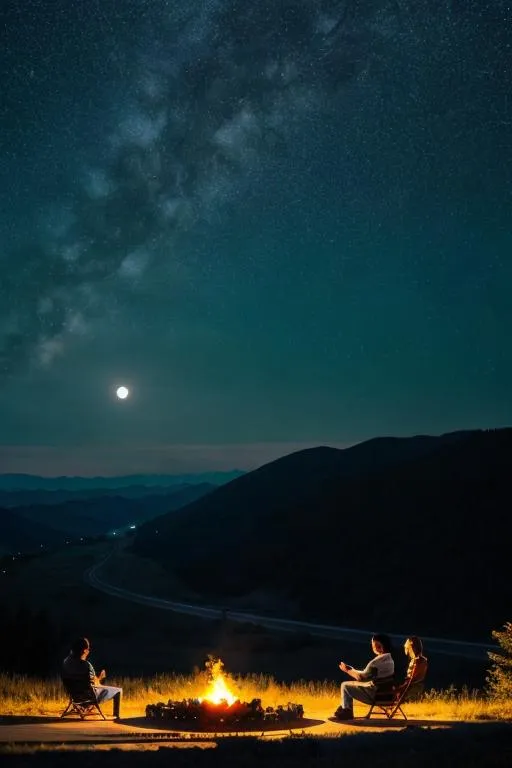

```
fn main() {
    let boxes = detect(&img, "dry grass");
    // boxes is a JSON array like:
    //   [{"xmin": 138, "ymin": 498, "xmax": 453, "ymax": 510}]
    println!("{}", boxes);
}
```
[{"xmin": 1, "ymin": 672, "xmax": 511, "ymax": 722}]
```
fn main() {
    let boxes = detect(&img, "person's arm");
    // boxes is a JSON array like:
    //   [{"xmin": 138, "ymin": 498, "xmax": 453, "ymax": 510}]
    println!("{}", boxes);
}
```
[
  {"xmin": 396, "ymin": 658, "xmax": 416, "ymax": 693},
  {"xmin": 94, "ymin": 669, "xmax": 106, "ymax": 685},
  {"xmin": 356, "ymin": 658, "xmax": 378, "ymax": 681},
  {"xmin": 339, "ymin": 661, "xmax": 367, "ymax": 681},
  {"xmin": 88, "ymin": 661, "xmax": 106, "ymax": 686},
  {"xmin": 406, "ymin": 657, "xmax": 427, "ymax": 685}
]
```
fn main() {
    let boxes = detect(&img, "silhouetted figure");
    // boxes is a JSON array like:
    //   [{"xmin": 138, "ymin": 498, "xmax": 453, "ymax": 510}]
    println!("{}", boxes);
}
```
[
  {"xmin": 334, "ymin": 633, "xmax": 395, "ymax": 720},
  {"xmin": 62, "ymin": 636, "xmax": 122, "ymax": 718},
  {"xmin": 396, "ymin": 635, "xmax": 428, "ymax": 695}
]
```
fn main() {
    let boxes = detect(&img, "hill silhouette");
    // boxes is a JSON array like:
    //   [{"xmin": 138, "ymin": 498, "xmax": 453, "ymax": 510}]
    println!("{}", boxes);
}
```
[
  {"xmin": 1, "ymin": 483, "xmax": 214, "ymax": 551},
  {"xmin": 133, "ymin": 428, "xmax": 512, "ymax": 638}
]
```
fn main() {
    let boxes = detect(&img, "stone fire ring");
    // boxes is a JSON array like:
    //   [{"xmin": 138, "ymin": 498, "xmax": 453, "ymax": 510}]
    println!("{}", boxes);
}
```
[{"xmin": 146, "ymin": 697, "xmax": 305, "ymax": 732}]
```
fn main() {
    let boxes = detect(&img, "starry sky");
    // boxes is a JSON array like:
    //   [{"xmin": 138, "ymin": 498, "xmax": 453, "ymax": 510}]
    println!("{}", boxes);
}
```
[{"xmin": 0, "ymin": 1, "xmax": 511, "ymax": 476}]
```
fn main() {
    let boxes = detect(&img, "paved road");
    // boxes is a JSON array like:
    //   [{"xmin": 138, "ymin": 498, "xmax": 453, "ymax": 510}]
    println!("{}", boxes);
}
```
[{"xmin": 86, "ymin": 555, "xmax": 497, "ymax": 662}]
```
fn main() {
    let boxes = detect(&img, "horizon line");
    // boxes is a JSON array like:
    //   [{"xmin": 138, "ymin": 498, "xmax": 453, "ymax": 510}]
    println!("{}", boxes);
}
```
[
  {"xmin": 0, "ymin": 441, "xmax": 352, "ymax": 477},
  {"xmin": 0, "ymin": 427, "xmax": 506, "ymax": 477}
]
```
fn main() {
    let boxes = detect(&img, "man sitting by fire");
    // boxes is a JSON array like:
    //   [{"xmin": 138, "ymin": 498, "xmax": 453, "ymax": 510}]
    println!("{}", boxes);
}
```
[
  {"xmin": 335, "ymin": 633, "xmax": 395, "ymax": 720},
  {"xmin": 62, "ymin": 636, "xmax": 123, "ymax": 719}
]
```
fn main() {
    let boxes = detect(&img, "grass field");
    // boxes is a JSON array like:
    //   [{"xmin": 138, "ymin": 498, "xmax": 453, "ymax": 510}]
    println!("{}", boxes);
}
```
[
  {"xmin": 1, "ymin": 673, "xmax": 512, "ymax": 768},
  {"xmin": 1, "ymin": 670, "xmax": 511, "ymax": 723}
]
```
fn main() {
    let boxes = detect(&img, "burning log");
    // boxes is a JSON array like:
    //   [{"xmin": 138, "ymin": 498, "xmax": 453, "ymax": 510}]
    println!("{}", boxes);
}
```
[
  {"xmin": 146, "ymin": 697, "xmax": 304, "ymax": 728},
  {"xmin": 145, "ymin": 657, "xmax": 304, "ymax": 729}
]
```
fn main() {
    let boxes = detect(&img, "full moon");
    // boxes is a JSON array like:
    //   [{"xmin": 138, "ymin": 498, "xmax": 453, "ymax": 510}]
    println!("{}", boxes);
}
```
[{"xmin": 116, "ymin": 386, "xmax": 130, "ymax": 400}]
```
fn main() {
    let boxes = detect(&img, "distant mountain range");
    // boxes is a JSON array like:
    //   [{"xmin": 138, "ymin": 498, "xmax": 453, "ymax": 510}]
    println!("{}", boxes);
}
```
[
  {"xmin": 0, "ymin": 469, "xmax": 245, "ymax": 491},
  {"xmin": 0, "ymin": 483, "xmax": 209, "ymax": 508},
  {"xmin": 0, "ymin": 483, "xmax": 215, "ymax": 554},
  {"xmin": 133, "ymin": 428, "xmax": 512, "ymax": 638},
  {"xmin": 0, "ymin": 472, "xmax": 244, "ymax": 554},
  {"xmin": 0, "ymin": 471, "xmax": 244, "ymax": 491}
]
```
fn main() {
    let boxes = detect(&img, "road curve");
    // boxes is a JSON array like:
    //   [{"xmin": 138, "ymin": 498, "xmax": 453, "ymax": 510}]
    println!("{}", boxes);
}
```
[{"xmin": 86, "ymin": 554, "xmax": 496, "ymax": 662}]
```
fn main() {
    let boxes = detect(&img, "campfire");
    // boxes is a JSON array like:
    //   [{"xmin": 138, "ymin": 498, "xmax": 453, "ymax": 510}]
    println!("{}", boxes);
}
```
[{"xmin": 146, "ymin": 656, "xmax": 304, "ymax": 730}]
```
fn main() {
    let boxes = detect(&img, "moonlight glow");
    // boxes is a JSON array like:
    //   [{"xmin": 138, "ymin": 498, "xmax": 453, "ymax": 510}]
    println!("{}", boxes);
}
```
[{"xmin": 116, "ymin": 386, "xmax": 129, "ymax": 400}]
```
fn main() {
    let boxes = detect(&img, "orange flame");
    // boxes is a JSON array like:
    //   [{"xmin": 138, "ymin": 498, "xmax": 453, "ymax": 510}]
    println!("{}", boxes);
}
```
[{"xmin": 200, "ymin": 657, "xmax": 237, "ymax": 706}]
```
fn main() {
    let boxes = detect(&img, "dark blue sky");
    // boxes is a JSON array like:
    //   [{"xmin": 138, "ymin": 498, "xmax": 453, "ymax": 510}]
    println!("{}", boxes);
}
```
[{"xmin": 0, "ymin": 1, "xmax": 511, "ymax": 475}]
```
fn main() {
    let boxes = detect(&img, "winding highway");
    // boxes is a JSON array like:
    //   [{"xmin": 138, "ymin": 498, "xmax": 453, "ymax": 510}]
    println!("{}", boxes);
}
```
[{"xmin": 86, "ymin": 553, "xmax": 497, "ymax": 662}]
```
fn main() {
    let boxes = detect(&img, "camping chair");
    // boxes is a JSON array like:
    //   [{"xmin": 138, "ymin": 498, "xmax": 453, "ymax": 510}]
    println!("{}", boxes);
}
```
[
  {"xmin": 365, "ymin": 674, "xmax": 426, "ymax": 721},
  {"xmin": 60, "ymin": 676, "xmax": 106, "ymax": 720}
]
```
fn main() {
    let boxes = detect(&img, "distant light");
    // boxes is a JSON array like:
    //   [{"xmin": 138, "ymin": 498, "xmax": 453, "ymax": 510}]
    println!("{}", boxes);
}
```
[
  {"xmin": 129, "ymin": 525, "xmax": 136, "ymax": 530},
  {"xmin": 112, "ymin": 531, "xmax": 117, "ymax": 536},
  {"xmin": 116, "ymin": 386, "xmax": 129, "ymax": 400}
]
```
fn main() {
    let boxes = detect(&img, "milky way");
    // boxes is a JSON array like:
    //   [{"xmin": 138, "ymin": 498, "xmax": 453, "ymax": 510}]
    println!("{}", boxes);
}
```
[
  {"xmin": 1, "ymin": 0, "xmax": 474, "ymax": 372},
  {"xmin": 0, "ymin": 1, "xmax": 510, "ymax": 472}
]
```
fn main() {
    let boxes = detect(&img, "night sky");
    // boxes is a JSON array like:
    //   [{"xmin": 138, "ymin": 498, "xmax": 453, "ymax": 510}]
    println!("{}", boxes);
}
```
[{"xmin": 1, "ymin": 1, "xmax": 511, "ymax": 476}]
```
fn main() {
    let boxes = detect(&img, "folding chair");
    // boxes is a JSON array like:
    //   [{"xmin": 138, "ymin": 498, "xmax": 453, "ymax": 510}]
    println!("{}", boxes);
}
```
[
  {"xmin": 365, "ymin": 676, "xmax": 426, "ymax": 721},
  {"xmin": 60, "ymin": 676, "xmax": 106, "ymax": 720}
]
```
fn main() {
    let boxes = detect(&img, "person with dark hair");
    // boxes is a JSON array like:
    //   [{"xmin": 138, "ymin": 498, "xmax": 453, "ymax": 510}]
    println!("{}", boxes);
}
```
[
  {"xmin": 62, "ymin": 636, "xmax": 122, "ymax": 718},
  {"xmin": 397, "ymin": 636, "xmax": 428, "ymax": 694},
  {"xmin": 334, "ymin": 633, "xmax": 395, "ymax": 720}
]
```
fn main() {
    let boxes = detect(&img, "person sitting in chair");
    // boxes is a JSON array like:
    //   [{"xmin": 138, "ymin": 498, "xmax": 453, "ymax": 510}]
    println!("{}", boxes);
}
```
[
  {"xmin": 396, "ymin": 635, "xmax": 428, "ymax": 696},
  {"xmin": 62, "ymin": 636, "xmax": 122, "ymax": 718},
  {"xmin": 334, "ymin": 633, "xmax": 395, "ymax": 720}
]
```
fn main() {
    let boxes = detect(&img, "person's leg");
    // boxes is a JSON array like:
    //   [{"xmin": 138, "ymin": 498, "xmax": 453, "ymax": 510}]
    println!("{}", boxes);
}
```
[
  {"xmin": 94, "ymin": 685, "xmax": 123, "ymax": 718},
  {"xmin": 344, "ymin": 682, "xmax": 375, "ymax": 707},
  {"xmin": 334, "ymin": 682, "xmax": 355, "ymax": 719},
  {"xmin": 112, "ymin": 690, "xmax": 121, "ymax": 719},
  {"xmin": 336, "ymin": 682, "xmax": 375, "ymax": 718},
  {"xmin": 340, "ymin": 681, "xmax": 355, "ymax": 711}
]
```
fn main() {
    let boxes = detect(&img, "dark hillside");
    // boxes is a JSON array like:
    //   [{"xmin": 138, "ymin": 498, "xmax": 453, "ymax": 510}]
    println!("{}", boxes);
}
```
[
  {"xmin": 134, "ymin": 429, "xmax": 512, "ymax": 638},
  {"xmin": 0, "ymin": 508, "xmax": 62, "ymax": 553},
  {"xmin": 135, "ymin": 432, "xmax": 468, "ymax": 552},
  {"xmin": 9, "ymin": 483, "xmax": 215, "ymax": 539}
]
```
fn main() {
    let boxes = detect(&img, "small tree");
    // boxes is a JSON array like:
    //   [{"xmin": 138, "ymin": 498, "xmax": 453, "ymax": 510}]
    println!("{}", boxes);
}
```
[{"xmin": 487, "ymin": 621, "xmax": 512, "ymax": 698}]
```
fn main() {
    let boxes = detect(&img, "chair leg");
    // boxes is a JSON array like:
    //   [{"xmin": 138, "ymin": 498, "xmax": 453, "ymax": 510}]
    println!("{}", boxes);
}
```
[
  {"xmin": 366, "ymin": 702, "xmax": 402, "ymax": 720},
  {"xmin": 63, "ymin": 701, "xmax": 106, "ymax": 720},
  {"xmin": 79, "ymin": 703, "xmax": 105, "ymax": 720},
  {"xmin": 365, "ymin": 698, "xmax": 413, "ymax": 721},
  {"xmin": 60, "ymin": 700, "xmax": 73, "ymax": 719},
  {"xmin": 387, "ymin": 703, "xmax": 407, "ymax": 720}
]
